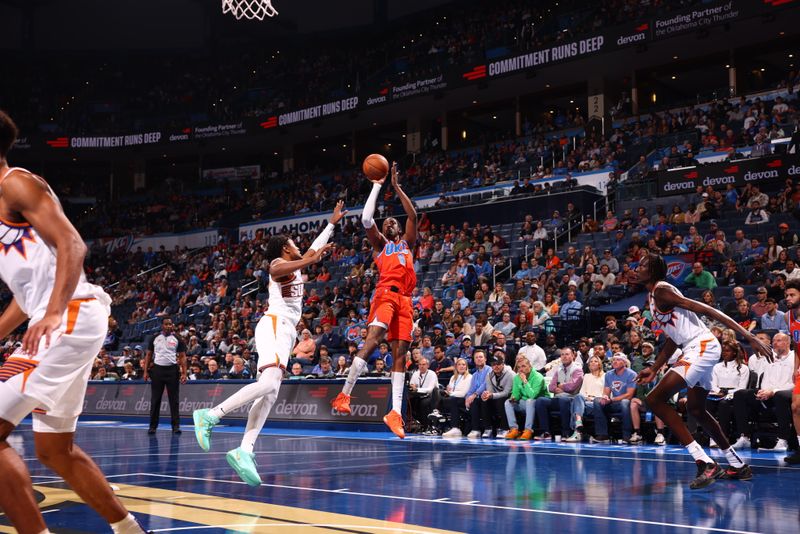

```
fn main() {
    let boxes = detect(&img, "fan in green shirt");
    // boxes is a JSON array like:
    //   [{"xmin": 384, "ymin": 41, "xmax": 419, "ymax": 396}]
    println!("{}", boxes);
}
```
[
  {"xmin": 684, "ymin": 263, "xmax": 717, "ymax": 290},
  {"xmin": 504, "ymin": 359, "xmax": 550, "ymax": 440},
  {"xmin": 511, "ymin": 364, "xmax": 549, "ymax": 401}
]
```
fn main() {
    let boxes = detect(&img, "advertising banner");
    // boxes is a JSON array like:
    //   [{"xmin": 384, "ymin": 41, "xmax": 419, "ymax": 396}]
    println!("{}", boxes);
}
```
[
  {"xmin": 276, "ymin": 96, "xmax": 360, "ymax": 127},
  {"xmin": 193, "ymin": 122, "xmax": 248, "ymax": 139},
  {"xmin": 656, "ymin": 154, "xmax": 800, "ymax": 196},
  {"xmin": 201, "ymin": 165, "xmax": 261, "ymax": 182},
  {"xmin": 44, "ymin": 132, "xmax": 163, "ymax": 150},
  {"xmin": 652, "ymin": 1, "xmax": 747, "ymax": 39},
  {"xmin": 238, "ymin": 209, "xmax": 364, "ymax": 242},
  {"xmin": 481, "ymin": 35, "xmax": 607, "ymax": 79},
  {"xmin": 391, "ymin": 74, "xmax": 448, "ymax": 101},
  {"xmin": 609, "ymin": 22, "xmax": 650, "ymax": 48},
  {"xmin": 82, "ymin": 379, "xmax": 390, "ymax": 423},
  {"xmin": 89, "ymin": 229, "xmax": 219, "ymax": 254}
]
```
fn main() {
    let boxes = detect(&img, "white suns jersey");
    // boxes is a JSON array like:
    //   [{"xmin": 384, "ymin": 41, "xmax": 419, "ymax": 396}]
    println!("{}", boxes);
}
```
[
  {"xmin": 267, "ymin": 262, "xmax": 303, "ymax": 325},
  {"xmin": 0, "ymin": 167, "xmax": 108, "ymax": 321},
  {"xmin": 648, "ymin": 280, "xmax": 711, "ymax": 347}
]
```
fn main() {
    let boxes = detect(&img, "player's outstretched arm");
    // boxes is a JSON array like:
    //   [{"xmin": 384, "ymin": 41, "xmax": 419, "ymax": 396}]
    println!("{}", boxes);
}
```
[
  {"xmin": 270, "ymin": 243, "xmax": 333, "ymax": 280},
  {"xmin": 655, "ymin": 286, "xmax": 773, "ymax": 361},
  {"xmin": 1, "ymin": 171, "xmax": 86, "ymax": 355},
  {"xmin": 391, "ymin": 162, "xmax": 417, "ymax": 247},
  {"xmin": 361, "ymin": 175, "xmax": 387, "ymax": 251},
  {"xmin": 306, "ymin": 200, "xmax": 347, "ymax": 256},
  {"xmin": 0, "ymin": 298, "xmax": 28, "ymax": 339}
]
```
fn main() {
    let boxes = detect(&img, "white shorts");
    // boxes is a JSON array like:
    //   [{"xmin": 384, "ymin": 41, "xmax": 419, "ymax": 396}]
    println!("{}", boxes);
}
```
[
  {"xmin": 254, "ymin": 314, "xmax": 296, "ymax": 371},
  {"xmin": 0, "ymin": 297, "xmax": 109, "ymax": 433},
  {"xmin": 668, "ymin": 337, "xmax": 721, "ymax": 391}
]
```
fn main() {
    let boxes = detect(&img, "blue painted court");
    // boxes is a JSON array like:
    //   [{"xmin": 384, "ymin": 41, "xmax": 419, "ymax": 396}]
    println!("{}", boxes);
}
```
[{"xmin": 6, "ymin": 420, "xmax": 799, "ymax": 533}]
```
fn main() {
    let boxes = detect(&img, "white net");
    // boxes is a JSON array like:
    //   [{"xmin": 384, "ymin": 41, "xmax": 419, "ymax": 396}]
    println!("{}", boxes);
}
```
[{"xmin": 221, "ymin": 0, "xmax": 278, "ymax": 20}]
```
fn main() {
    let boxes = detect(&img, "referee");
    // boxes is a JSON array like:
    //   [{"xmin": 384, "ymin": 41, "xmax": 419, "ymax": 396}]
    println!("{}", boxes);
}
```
[{"xmin": 144, "ymin": 318, "xmax": 187, "ymax": 434}]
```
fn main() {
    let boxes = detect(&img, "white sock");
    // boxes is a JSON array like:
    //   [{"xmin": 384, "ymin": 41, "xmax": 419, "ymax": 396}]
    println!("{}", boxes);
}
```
[
  {"xmin": 210, "ymin": 368, "xmax": 282, "ymax": 420},
  {"xmin": 391, "ymin": 372, "xmax": 405, "ymax": 413},
  {"xmin": 111, "ymin": 513, "xmax": 144, "ymax": 534},
  {"xmin": 342, "ymin": 357, "xmax": 367, "ymax": 396},
  {"xmin": 686, "ymin": 441, "xmax": 713, "ymax": 464},
  {"xmin": 723, "ymin": 447, "xmax": 745, "ymax": 468}
]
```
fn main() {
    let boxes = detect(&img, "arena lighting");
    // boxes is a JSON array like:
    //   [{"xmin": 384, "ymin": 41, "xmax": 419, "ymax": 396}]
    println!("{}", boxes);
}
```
[{"xmin": 461, "ymin": 130, "xmax": 467, "ymax": 139}]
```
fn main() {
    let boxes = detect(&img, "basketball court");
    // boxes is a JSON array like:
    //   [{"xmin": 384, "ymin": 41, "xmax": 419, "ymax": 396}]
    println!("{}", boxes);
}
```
[{"xmin": 4, "ymin": 420, "xmax": 796, "ymax": 533}]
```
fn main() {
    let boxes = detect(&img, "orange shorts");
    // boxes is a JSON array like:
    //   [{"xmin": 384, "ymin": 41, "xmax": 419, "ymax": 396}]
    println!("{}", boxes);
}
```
[{"xmin": 368, "ymin": 287, "xmax": 413, "ymax": 343}]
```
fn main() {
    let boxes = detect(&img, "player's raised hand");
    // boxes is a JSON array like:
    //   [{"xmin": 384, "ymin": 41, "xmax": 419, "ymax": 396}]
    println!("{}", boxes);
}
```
[
  {"xmin": 390, "ymin": 162, "xmax": 400, "ymax": 189},
  {"xmin": 330, "ymin": 200, "xmax": 348, "ymax": 225},
  {"xmin": 636, "ymin": 368, "xmax": 656, "ymax": 385},
  {"xmin": 749, "ymin": 335, "xmax": 773, "ymax": 363}
]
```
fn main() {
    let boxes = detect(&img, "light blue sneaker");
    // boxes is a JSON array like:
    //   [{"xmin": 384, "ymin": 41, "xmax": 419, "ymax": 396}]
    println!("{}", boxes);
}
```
[
  {"xmin": 226, "ymin": 447, "xmax": 262, "ymax": 487},
  {"xmin": 192, "ymin": 409, "xmax": 219, "ymax": 452}
]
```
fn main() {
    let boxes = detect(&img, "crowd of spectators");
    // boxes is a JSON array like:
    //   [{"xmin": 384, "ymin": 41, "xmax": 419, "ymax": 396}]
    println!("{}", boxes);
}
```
[
  {"xmin": 3, "ymin": 0, "xmax": 702, "ymax": 136},
  {"xmin": 0, "ymin": 149, "xmax": 797, "ymax": 448},
  {"xmin": 48, "ymin": 166, "xmax": 793, "ymax": 447},
  {"xmin": 622, "ymin": 83, "xmax": 800, "ymax": 185},
  {"xmin": 66, "ymin": 70, "xmax": 799, "ymax": 240}
]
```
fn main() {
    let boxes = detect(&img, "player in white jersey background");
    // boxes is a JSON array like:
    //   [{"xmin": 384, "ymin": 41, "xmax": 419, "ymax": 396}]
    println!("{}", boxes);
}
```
[
  {"xmin": 193, "ymin": 201, "xmax": 346, "ymax": 486},
  {"xmin": 0, "ymin": 111, "xmax": 146, "ymax": 533},
  {"xmin": 635, "ymin": 252, "xmax": 772, "ymax": 490}
]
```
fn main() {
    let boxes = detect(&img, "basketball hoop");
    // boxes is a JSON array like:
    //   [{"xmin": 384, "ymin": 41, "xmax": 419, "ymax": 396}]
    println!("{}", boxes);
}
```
[{"xmin": 222, "ymin": 0, "xmax": 278, "ymax": 20}]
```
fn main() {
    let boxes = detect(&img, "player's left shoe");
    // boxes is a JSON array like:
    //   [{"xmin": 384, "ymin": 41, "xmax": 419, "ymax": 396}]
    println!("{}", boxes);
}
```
[
  {"xmin": 721, "ymin": 464, "xmax": 753, "ymax": 481},
  {"xmin": 383, "ymin": 410, "xmax": 405, "ymax": 439},
  {"xmin": 690, "ymin": 460, "xmax": 723, "ymax": 489},
  {"xmin": 193, "ymin": 409, "xmax": 219, "ymax": 452},
  {"xmin": 226, "ymin": 447, "xmax": 262, "ymax": 487}
]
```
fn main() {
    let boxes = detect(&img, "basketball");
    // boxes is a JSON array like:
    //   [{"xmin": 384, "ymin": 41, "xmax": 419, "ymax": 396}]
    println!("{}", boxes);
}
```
[{"xmin": 362, "ymin": 154, "xmax": 389, "ymax": 182}]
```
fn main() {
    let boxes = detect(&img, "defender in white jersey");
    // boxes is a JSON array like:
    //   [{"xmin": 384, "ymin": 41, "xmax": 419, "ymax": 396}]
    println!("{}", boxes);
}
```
[
  {"xmin": 193, "ymin": 201, "xmax": 346, "ymax": 486},
  {"xmin": 635, "ymin": 253, "xmax": 772, "ymax": 490},
  {"xmin": 0, "ymin": 111, "xmax": 145, "ymax": 534}
]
